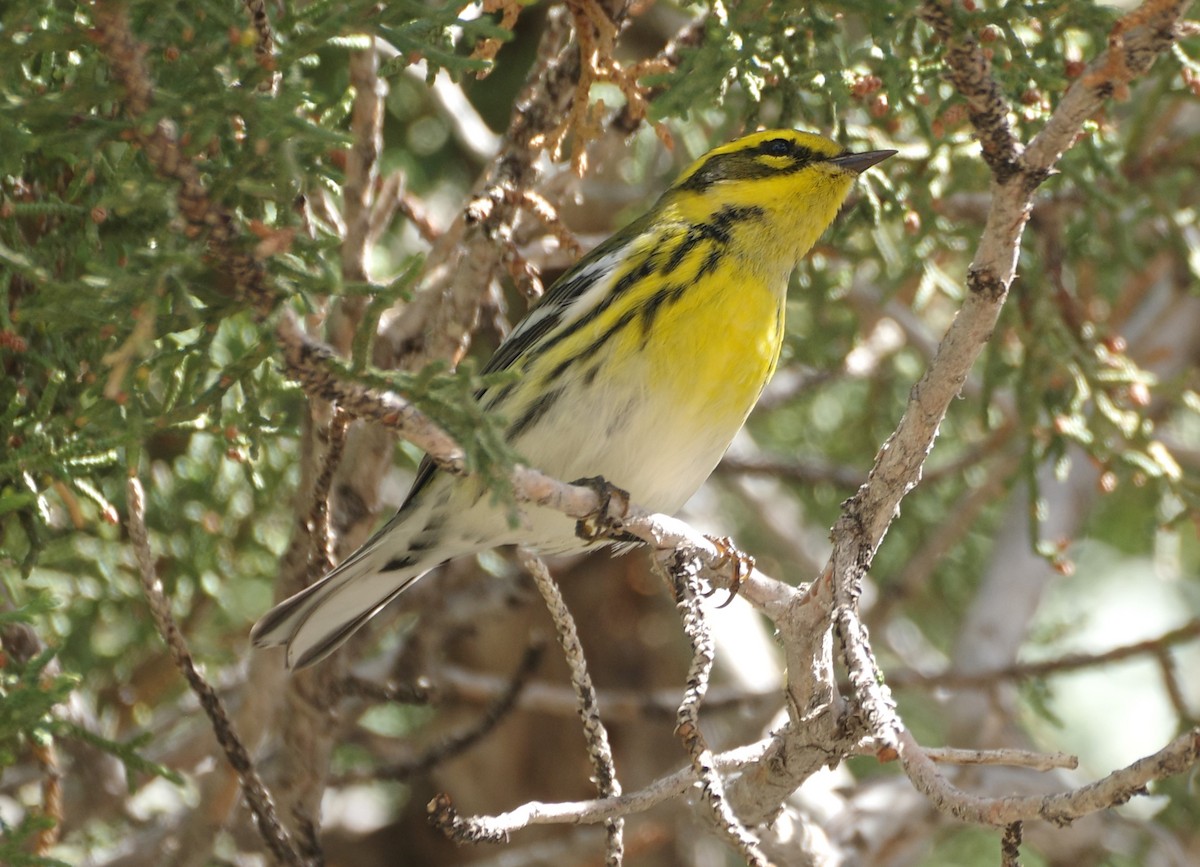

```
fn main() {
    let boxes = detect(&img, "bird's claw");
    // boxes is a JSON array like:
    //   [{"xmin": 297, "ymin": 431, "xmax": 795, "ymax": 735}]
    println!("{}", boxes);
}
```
[
  {"xmin": 705, "ymin": 535, "xmax": 755, "ymax": 608},
  {"xmin": 572, "ymin": 476, "xmax": 634, "ymax": 543}
]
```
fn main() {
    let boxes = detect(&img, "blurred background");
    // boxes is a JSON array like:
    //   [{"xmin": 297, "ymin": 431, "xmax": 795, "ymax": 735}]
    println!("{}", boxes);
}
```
[{"xmin": 1, "ymin": 0, "xmax": 1199, "ymax": 864}]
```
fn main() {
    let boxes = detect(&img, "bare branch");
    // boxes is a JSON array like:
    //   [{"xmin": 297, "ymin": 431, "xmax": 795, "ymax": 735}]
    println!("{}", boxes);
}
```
[
  {"xmin": 341, "ymin": 43, "xmax": 384, "ymax": 289},
  {"xmin": 1025, "ymin": 0, "xmax": 1189, "ymax": 172},
  {"xmin": 918, "ymin": 0, "xmax": 1022, "ymax": 180},
  {"xmin": 517, "ymin": 549, "xmax": 624, "ymax": 864},
  {"xmin": 917, "ymin": 746, "xmax": 1078, "ymax": 773},
  {"xmin": 811, "ymin": 0, "xmax": 1196, "ymax": 838},
  {"xmin": 663, "ymin": 553, "xmax": 769, "ymax": 867},
  {"xmin": 828, "ymin": 0, "xmax": 1192, "ymax": 749},
  {"xmin": 241, "ymin": 0, "xmax": 279, "ymax": 94},
  {"xmin": 897, "ymin": 727, "xmax": 1200, "ymax": 827},
  {"xmin": 355, "ymin": 643, "xmax": 543, "ymax": 783},
  {"xmin": 306, "ymin": 410, "xmax": 350, "ymax": 579},
  {"xmin": 125, "ymin": 476, "xmax": 305, "ymax": 867},
  {"xmin": 427, "ymin": 738, "xmax": 774, "ymax": 834},
  {"xmin": 885, "ymin": 617, "xmax": 1200, "ymax": 692}
]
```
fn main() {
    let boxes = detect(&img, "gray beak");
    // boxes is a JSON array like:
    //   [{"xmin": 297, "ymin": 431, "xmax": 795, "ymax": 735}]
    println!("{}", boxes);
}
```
[{"xmin": 829, "ymin": 149, "xmax": 898, "ymax": 173}]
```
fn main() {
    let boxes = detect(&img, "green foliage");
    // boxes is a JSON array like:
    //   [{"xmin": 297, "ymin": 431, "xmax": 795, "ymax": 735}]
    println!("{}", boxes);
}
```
[
  {"xmin": 322, "ymin": 351, "xmax": 523, "ymax": 502},
  {"xmin": 58, "ymin": 725, "xmax": 184, "ymax": 791},
  {"xmin": 0, "ymin": 615, "xmax": 74, "ymax": 771},
  {"xmin": 0, "ymin": 816, "xmax": 73, "ymax": 867},
  {"xmin": 0, "ymin": 0, "xmax": 523, "ymax": 853},
  {"xmin": 0, "ymin": 0, "xmax": 524, "ymax": 573},
  {"xmin": 0, "ymin": 594, "xmax": 178, "ymax": 833},
  {"xmin": 0, "ymin": 0, "xmax": 1197, "ymax": 862}
]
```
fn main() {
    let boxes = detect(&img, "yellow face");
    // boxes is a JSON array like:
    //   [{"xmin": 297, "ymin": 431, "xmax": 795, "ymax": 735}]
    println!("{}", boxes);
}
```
[
  {"xmin": 662, "ymin": 129, "xmax": 880, "ymax": 274},
  {"xmin": 673, "ymin": 129, "xmax": 848, "ymax": 193}
]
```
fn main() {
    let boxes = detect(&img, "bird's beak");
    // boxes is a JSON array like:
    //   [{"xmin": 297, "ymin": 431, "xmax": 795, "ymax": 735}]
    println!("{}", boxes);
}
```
[{"xmin": 829, "ymin": 149, "xmax": 898, "ymax": 173}]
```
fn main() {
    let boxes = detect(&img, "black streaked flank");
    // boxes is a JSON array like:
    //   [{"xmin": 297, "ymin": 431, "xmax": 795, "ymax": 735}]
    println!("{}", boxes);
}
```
[
  {"xmin": 526, "ymin": 248, "xmax": 661, "ymax": 363},
  {"xmin": 639, "ymin": 289, "xmax": 669, "ymax": 339},
  {"xmin": 573, "ymin": 303, "xmax": 642, "ymax": 369},
  {"xmin": 489, "ymin": 194, "xmax": 765, "ymax": 414},
  {"xmin": 383, "ymin": 555, "xmax": 416, "ymax": 572},
  {"xmin": 480, "ymin": 251, "xmax": 662, "ymax": 395},
  {"xmin": 476, "ymin": 309, "xmax": 561, "ymax": 389},
  {"xmin": 407, "ymin": 533, "xmax": 437, "ymax": 553},
  {"xmin": 661, "ymin": 205, "xmax": 765, "ymax": 276},
  {"xmin": 697, "ymin": 247, "xmax": 722, "ymax": 280},
  {"xmin": 533, "ymin": 202, "xmax": 761, "ymax": 383},
  {"xmin": 663, "ymin": 228, "xmax": 703, "ymax": 274},
  {"xmin": 507, "ymin": 386, "xmax": 565, "ymax": 440},
  {"xmin": 543, "ymin": 323, "xmax": 611, "ymax": 386},
  {"xmin": 639, "ymin": 283, "xmax": 688, "ymax": 341}
]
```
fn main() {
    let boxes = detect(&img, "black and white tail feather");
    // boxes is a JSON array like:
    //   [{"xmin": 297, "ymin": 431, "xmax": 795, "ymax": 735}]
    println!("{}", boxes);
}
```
[{"xmin": 249, "ymin": 509, "xmax": 439, "ymax": 669}]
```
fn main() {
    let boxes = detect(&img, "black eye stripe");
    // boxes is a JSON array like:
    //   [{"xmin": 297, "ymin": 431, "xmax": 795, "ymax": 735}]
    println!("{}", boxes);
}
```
[{"xmin": 678, "ymin": 138, "xmax": 822, "ymax": 192}]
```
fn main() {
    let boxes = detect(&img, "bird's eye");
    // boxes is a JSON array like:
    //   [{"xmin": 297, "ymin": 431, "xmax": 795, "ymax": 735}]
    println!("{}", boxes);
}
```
[{"xmin": 762, "ymin": 138, "xmax": 791, "ymax": 157}]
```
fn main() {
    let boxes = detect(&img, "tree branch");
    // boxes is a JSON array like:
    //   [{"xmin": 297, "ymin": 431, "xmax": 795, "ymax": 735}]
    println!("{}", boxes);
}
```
[
  {"xmin": 898, "ymin": 727, "xmax": 1200, "ymax": 826},
  {"xmin": 125, "ymin": 476, "xmax": 304, "ymax": 867}
]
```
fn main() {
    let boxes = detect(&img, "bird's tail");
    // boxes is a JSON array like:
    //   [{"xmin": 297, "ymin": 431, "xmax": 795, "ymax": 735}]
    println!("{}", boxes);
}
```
[{"xmin": 250, "ymin": 528, "xmax": 434, "ymax": 669}]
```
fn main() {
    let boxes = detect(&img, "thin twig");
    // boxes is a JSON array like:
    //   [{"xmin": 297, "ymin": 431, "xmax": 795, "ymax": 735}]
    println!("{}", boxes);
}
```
[
  {"xmin": 1153, "ymin": 648, "xmax": 1196, "ymax": 723},
  {"xmin": 517, "ymin": 549, "xmax": 624, "ymax": 865},
  {"xmin": 371, "ymin": 172, "xmax": 441, "ymax": 243},
  {"xmin": 883, "ymin": 617, "xmax": 1200, "ymax": 692},
  {"xmin": 1001, "ymin": 822, "xmax": 1023, "ymax": 867},
  {"xmin": 917, "ymin": 746, "xmax": 1077, "ymax": 773},
  {"xmin": 125, "ymin": 476, "xmax": 305, "ymax": 867},
  {"xmin": 716, "ymin": 452, "xmax": 865, "ymax": 489},
  {"xmin": 897, "ymin": 726, "xmax": 1200, "ymax": 827},
  {"xmin": 427, "ymin": 738, "xmax": 774, "ymax": 835},
  {"xmin": 307, "ymin": 410, "xmax": 351, "ymax": 578},
  {"xmin": 342, "ymin": 41, "xmax": 383, "ymax": 288},
  {"xmin": 339, "ymin": 674, "xmax": 435, "ymax": 706},
  {"xmin": 361, "ymin": 643, "xmax": 544, "ymax": 783},
  {"xmin": 241, "ymin": 0, "xmax": 279, "ymax": 94},
  {"xmin": 918, "ymin": 0, "xmax": 1023, "ymax": 181},
  {"xmin": 663, "ymin": 553, "xmax": 769, "ymax": 867},
  {"xmin": 434, "ymin": 663, "xmax": 780, "ymax": 723},
  {"xmin": 31, "ymin": 740, "xmax": 61, "ymax": 854}
]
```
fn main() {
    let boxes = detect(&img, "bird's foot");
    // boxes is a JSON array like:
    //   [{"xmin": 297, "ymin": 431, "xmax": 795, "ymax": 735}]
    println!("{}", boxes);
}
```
[
  {"xmin": 571, "ymin": 476, "xmax": 636, "ymax": 544},
  {"xmin": 704, "ymin": 535, "xmax": 755, "ymax": 608}
]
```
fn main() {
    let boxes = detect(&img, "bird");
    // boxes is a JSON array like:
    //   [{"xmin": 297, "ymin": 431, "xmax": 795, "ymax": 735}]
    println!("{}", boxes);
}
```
[{"xmin": 252, "ymin": 128, "xmax": 895, "ymax": 669}]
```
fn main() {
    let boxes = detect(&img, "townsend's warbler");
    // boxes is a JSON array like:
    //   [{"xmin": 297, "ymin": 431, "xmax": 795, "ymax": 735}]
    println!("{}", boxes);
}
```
[{"xmin": 253, "ymin": 129, "xmax": 895, "ymax": 668}]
